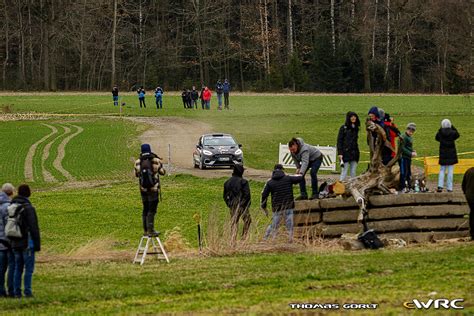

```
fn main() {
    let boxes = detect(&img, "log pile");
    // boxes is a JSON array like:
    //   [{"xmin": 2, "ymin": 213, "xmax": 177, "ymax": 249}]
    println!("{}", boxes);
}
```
[{"xmin": 293, "ymin": 192, "xmax": 470, "ymax": 243}]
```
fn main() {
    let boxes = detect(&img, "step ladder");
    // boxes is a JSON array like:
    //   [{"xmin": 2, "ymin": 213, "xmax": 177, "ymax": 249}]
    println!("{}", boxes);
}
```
[{"xmin": 133, "ymin": 235, "xmax": 169, "ymax": 265}]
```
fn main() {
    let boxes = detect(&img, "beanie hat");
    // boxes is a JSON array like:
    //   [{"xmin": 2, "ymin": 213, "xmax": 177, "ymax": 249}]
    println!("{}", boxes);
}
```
[
  {"xmin": 378, "ymin": 108, "xmax": 385, "ymax": 120},
  {"xmin": 368, "ymin": 106, "xmax": 379, "ymax": 118},
  {"xmin": 232, "ymin": 164, "xmax": 245, "ymax": 177},
  {"xmin": 406, "ymin": 123, "xmax": 416, "ymax": 131},
  {"xmin": 141, "ymin": 144, "xmax": 151, "ymax": 153},
  {"xmin": 441, "ymin": 119, "xmax": 452, "ymax": 129}
]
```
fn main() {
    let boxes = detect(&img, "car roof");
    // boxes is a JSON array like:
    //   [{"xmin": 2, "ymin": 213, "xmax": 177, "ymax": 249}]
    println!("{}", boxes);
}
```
[{"xmin": 202, "ymin": 133, "xmax": 233, "ymax": 138}]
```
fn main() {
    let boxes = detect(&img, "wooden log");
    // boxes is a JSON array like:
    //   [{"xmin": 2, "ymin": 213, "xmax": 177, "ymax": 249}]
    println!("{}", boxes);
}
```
[
  {"xmin": 296, "ymin": 218, "xmax": 470, "ymax": 237},
  {"xmin": 294, "ymin": 211, "xmax": 322, "ymax": 226},
  {"xmin": 368, "ymin": 192, "xmax": 467, "ymax": 207},
  {"xmin": 379, "ymin": 230, "xmax": 470, "ymax": 243},
  {"xmin": 319, "ymin": 197, "xmax": 358, "ymax": 210},
  {"xmin": 323, "ymin": 204, "xmax": 470, "ymax": 223},
  {"xmin": 294, "ymin": 199, "xmax": 321, "ymax": 211}
]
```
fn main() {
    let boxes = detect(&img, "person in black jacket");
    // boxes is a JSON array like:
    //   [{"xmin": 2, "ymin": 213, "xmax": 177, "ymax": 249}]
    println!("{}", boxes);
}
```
[
  {"xmin": 436, "ymin": 119, "xmax": 460, "ymax": 192},
  {"xmin": 462, "ymin": 167, "xmax": 474, "ymax": 239},
  {"xmin": 261, "ymin": 164, "xmax": 303, "ymax": 242},
  {"xmin": 10, "ymin": 184, "xmax": 40, "ymax": 298},
  {"xmin": 337, "ymin": 111, "xmax": 360, "ymax": 180},
  {"xmin": 112, "ymin": 85, "xmax": 119, "ymax": 106},
  {"xmin": 223, "ymin": 164, "xmax": 251, "ymax": 243},
  {"xmin": 199, "ymin": 85, "xmax": 206, "ymax": 110},
  {"xmin": 191, "ymin": 86, "xmax": 199, "ymax": 109}
]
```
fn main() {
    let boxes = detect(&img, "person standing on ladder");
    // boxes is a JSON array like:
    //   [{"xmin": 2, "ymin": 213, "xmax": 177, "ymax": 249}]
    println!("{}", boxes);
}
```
[{"xmin": 134, "ymin": 144, "xmax": 166, "ymax": 236}]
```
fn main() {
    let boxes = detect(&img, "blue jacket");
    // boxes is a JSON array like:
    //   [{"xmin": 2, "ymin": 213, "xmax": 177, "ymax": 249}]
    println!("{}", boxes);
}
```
[
  {"xmin": 155, "ymin": 91, "xmax": 162, "ymax": 98},
  {"xmin": 138, "ymin": 90, "xmax": 145, "ymax": 99},
  {"xmin": 223, "ymin": 82, "xmax": 231, "ymax": 93},
  {"xmin": 0, "ymin": 192, "xmax": 11, "ymax": 250},
  {"xmin": 216, "ymin": 83, "xmax": 224, "ymax": 95}
]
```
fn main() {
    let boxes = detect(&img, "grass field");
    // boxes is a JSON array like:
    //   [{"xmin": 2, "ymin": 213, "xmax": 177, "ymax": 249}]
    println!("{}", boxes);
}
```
[{"xmin": 0, "ymin": 93, "xmax": 472, "ymax": 314}]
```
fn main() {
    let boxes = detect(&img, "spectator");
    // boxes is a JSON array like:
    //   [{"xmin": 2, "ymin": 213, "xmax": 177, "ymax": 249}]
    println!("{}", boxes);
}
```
[
  {"xmin": 112, "ymin": 85, "xmax": 119, "ymax": 106},
  {"xmin": 223, "ymin": 164, "xmax": 251, "ymax": 244},
  {"xmin": 134, "ymin": 144, "xmax": 166, "ymax": 236},
  {"xmin": 436, "ymin": 119, "xmax": 460, "ymax": 192},
  {"xmin": 337, "ymin": 112, "xmax": 360, "ymax": 180},
  {"xmin": 199, "ymin": 86, "xmax": 206, "ymax": 110},
  {"xmin": 181, "ymin": 89, "xmax": 188, "ymax": 109},
  {"xmin": 368, "ymin": 106, "xmax": 383, "ymax": 126},
  {"xmin": 462, "ymin": 167, "xmax": 474, "ymax": 239},
  {"xmin": 10, "ymin": 184, "xmax": 40, "ymax": 298},
  {"xmin": 137, "ymin": 86, "xmax": 146, "ymax": 108},
  {"xmin": 202, "ymin": 86, "xmax": 212, "ymax": 110},
  {"xmin": 216, "ymin": 80, "xmax": 224, "ymax": 110},
  {"xmin": 384, "ymin": 113, "xmax": 400, "ymax": 159},
  {"xmin": 186, "ymin": 89, "xmax": 192, "ymax": 109},
  {"xmin": 0, "ymin": 183, "xmax": 15, "ymax": 297},
  {"xmin": 191, "ymin": 86, "xmax": 199, "ymax": 109},
  {"xmin": 261, "ymin": 164, "xmax": 303, "ymax": 242},
  {"xmin": 399, "ymin": 123, "xmax": 417, "ymax": 191},
  {"xmin": 378, "ymin": 108, "xmax": 394, "ymax": 165},
  {"xmin": 154, "ymin": 86, "xmax": 163, "ymax": 109},
  {"xmin": 288, "ymin": 137, "xmax": 323, "ymax": 200},
  {"xmin": 223, "ymin": 79, "xmax": 231, "ymax": 110}
]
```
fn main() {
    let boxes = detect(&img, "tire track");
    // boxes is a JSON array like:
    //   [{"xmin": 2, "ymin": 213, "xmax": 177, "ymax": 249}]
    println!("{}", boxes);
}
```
[
  {"xmin": 42, "ymin": 125, "xmax": 71, "ymax": 182},
  {"xmin": 53, "ymin": 124, "xmax": 84, "ymax": 181},
  {"xmin": 24, "ymin": 123, "xmax": 58, "ymax": 182}
]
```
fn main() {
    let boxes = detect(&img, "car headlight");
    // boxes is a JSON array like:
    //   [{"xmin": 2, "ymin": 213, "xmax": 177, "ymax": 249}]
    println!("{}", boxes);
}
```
[
  {"xmin": 203, "ymin": 150, "xmax": 213, "ymax": 156},
  {"xmin": 234, "ymin": 149, "xmax": 242, "ymax": 155}
]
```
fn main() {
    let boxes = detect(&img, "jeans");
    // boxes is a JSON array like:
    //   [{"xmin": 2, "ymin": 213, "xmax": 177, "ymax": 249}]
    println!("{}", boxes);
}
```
[
  {"xmin": 438, "ymin": 165, "xmax": 454, "ymax": 191},
  {"xmin": 340, "ymin": 161, "xmax": 358, "ymax": 180},
  {"xmin": 224, "ymin": 92, "xmax": 230, "ymax": 109},
  {"xmin": 155, "ymin": 96, "xmax": 162, "ymax": 109},
  {"xmin": 0, "ymin": 249, "xmax": 14, "ymax": 296},
  {"xmin": 264, "ymin": 209, "xmax": 294, "ymax": 241},
  {"xmin": 13, "ymin": 248, "xmax": 35, "ymax": 297},
  {"xmin": 205, "ymin": 100, "xmax": 210, "ymax": 110},
  {"xmin": 299, "ymin": 158, "xmax": 323, "ymax": 198},
  {"xmin": 399, "ymin": 157, "xmax": 412, "ymax": 190},
  {"xmin": 217, "ymin": 94, "xmax": 223, "ymax": 109},
  {"xmin": 192, "ymin": 100, "xmax": 198, "ymax": 109},
  {"xmin": 139, "ymin": 97, "xmax": 146, "ymax": 108},
  {"xmin": 113, "ymin": 95, "xmax": 119, "ymax": 106},
  {"xmin": 230, "ymin": 207, "xmax": 252, "ymax": 243}
]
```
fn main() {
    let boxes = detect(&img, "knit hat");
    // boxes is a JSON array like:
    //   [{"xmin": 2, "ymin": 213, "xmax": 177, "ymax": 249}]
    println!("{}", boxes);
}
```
[
  {"xmin": 141, "ymin": 143, "xmax": 151, "ymax": 153},
  {"xmin": 406, "ymin": 123, "xmax": 416, "ymax": 131},
  {"xmin": 368, "ymin": 106, "xmax": 379, "ymax": 118},
  {"xmin": 232, "ymin": 164, "xmax": 245, "ymax": 177},
  {"xmin": 441, "ymin": 119, "xmax": 452, "ymax": 129}
]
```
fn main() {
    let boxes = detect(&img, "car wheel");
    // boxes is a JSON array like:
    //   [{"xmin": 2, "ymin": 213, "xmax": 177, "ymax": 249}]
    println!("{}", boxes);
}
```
[
  {"xmin": 199, "ymin": 159, "xmax": 206, "ymax": 170},
  {"xmin": 193, "ymin": 157, "xmax": 198, "ymax": 168}
]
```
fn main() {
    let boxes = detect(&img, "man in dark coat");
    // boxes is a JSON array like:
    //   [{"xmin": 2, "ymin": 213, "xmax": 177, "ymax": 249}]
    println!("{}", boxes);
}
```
[
  {"xmin": 337, "ymin": 111, "xmax": 360, "ymax": 180},
  {"xmin": 10, "ymin": 184, "xmax": 40, "ymax": 298},
  {"xmin": 261, "ymin": 164, "xmax": 304, "ymax": 242},
  {"xmin": 436, "ymin": 119, "xmax": 460, "ymax": 192},
  {"xmin": 462, "ymin": 167, "xmax": 474, "ymax": 239},
  {"xmin": 223, "ymin": 164, "xmax": 251, "ymax": 243}
]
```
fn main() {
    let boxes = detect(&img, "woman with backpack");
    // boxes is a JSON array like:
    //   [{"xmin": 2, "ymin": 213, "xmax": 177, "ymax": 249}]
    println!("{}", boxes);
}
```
[
  {"xmin": 436, "ymin": 119, "xmax": 460, "ymax": 192},
  {"xmin": 337, "ymin": 112, "xmax": 360, "ymax": 180}
]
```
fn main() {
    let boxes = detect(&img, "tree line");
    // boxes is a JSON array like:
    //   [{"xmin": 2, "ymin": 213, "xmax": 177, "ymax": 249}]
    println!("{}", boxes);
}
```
[{"xmin": 0, "ymin": 0, "xmax": 471, "ymax": 93}]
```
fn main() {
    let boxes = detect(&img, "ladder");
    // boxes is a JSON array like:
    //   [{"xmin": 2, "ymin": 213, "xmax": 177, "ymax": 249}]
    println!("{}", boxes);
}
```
[{"xmin": 133, "ymin": 235, "xmax": 170, "ymax": 265}]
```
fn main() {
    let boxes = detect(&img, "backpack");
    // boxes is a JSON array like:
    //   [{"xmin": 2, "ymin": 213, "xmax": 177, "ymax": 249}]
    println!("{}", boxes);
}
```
[
  {"xmin": 139, "ymin": 155, "xmax": 158, "ymax": 190},
  {"xmin": 358, "ymin": 229, "xmax": 384, "ymax": 249},
  {"xmin": 5, "ymin": 203, "xmax": 24, "ymax": 238}
]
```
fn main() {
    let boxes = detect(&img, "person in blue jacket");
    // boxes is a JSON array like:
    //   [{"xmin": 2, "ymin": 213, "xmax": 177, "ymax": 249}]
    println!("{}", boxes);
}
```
[
  {"xmin": 112, "ymin": 86, "xmax": 119, "ymax": 106},
  {"xmin": 154, "ymin": 86, "xmax": 163, "ymax": 109},
  {"xmin": 137, "ymin": 86, "xmax": 146, "ymax": 108},
  {"xmin": 216, "ymin": 80, "xmax": 224, "ymax": 110},
  {"xmin": 223, "ymin": 79, "xmax": 231, "ymax": 110}
]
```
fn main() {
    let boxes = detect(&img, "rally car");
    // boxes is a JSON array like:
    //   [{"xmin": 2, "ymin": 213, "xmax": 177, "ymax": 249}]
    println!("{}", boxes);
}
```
[{"xmin": 193, "ymin": 134, "xmax": 243, "ymax": 169}]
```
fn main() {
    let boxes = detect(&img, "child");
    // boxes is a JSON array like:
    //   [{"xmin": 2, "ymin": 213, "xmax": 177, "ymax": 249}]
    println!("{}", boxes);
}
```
[
  {"xmin": 337, "ymin": 111, "xmax": 360, "ymax": 180},
  {"xmin": 436, "ymin": 119, "xmax": 460, "ymax": 192},
  {"xmin": 399, "ymin": 123, "xmax": 417, "ymax": 191}
]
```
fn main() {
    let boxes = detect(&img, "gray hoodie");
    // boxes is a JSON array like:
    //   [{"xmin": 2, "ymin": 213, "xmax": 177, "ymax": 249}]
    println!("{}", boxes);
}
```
[
  {"xmin": 290, "ymin": 138, "xmax": 322, "ymax": 175},
  {"xmin": 0, "ymin": 191, "xmax": 11, "ymax": 250}
]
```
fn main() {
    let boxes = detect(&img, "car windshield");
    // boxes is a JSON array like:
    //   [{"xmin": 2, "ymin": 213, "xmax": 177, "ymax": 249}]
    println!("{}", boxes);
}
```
[{"xmin": 203, "ymin": 136, "xmax": 236, "ymax": 146}]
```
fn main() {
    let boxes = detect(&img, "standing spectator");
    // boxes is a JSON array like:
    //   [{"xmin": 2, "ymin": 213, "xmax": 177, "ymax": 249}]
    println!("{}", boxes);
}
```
[
  {"xmin": 368, "ymin": 106, "xmax": 383, "ymax": 126},
  {"xmin": 337, "ymin": 112, "xmax": 360, "ymax": 180},
  {"xmin": 186, "ymin": 89, "xmax": 192, "ymax": 109},
  {"xmin": 191, "ymin": 86, "xmax": 199, "ymax": 109},
  {"xmin": 216, "ymin": 80, "xmax": 224, "ymax": 110},
  {"xmin": 137, "ymin": 86, "xmax": 146, "ymax": 108},
  {"xmin": 181, "ymin": 89, "xmax": 188, "ymax": 109},
  {"xmin": 261, "ymin": 164, "xmax": 303, "ymax": 242},
  {"xmin": 10, "ymin": 184, "xmax": 40, "ymax": 298},
  {"xmin": 384, "ymin": 113, "xmax": 400, "ymax": 159},
  {"xmin": 223, "ymin": 164, "xmax": 251, "ymax": 244},
  {"xmin": 223, "ymin": 79, "xmax": 231, "ymax": 110},
  {"xmin": 199, "ymin": 85, "xmax": 206, "ymax": 109},
  {"xmin": 288, "ymin": 137, "xmax": 323, "ymax": 200},
  {"xmin": 399, "ymin": 123, "xmax": 417, "ymax": 191},
  {"xmin": 112, "ymin": 85, "xmax": 119, "ymax": 106},
  {"xmin": 436, "ymin": 119, "xmax": 460, "ymax": 192},
  {"xmin": 154, "ymin": 86, "xmax": 163, "ymax": 109},
  {"xmin": 134, "ymin": 144, "xmax": 166, "ymax": 236},
  {"xmin": 462, "ymin": 167, "xmax": 474, "ymax": 239},
  {"xmin": 0, "ymin": 183, "xmax": 15, "ymax": 297},
  {"xmin": 378, "ymin": 108, "xmax": 394, "ymax": 165},
  {"xmin": 202, "ymin": 86, "xmax": 212, "ymax": 110}
]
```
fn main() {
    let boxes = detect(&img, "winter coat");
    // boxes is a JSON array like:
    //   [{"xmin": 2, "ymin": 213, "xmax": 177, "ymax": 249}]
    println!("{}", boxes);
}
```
[
  {"xmin": 462, "ymin": 167, "xmax": 474, "ymax": 204},
  {"xmin": 216, "ymin": 83, "xmax": 224, "ymax": 95},
  {"xmin": 337, "ymin": 112, "xmax": 360, "ymax": 162},
  {"xmin": 203, "ymin": 88, "xmax": 212, "ymax": 101},
  {"xmin": 385, "ymin": 121, "xmax": 400, "ymax": 158},
  {"xmin": 436, "ymin": 127, "xmax": 460, "ymax": 165},
  {"xmin": 134, "ymin": 152, "xmax": 166, "ymax": 193},
  {"xmin": 191, "ymin": 90, "xmax": 199, "ymax": 101},
  {"xmin": 223, "ymin": 82, "xmax": 231, "ymax": 93},
  {"xmin": 9, "ymin": 196, "xmax": 41, "ymax": 252},
  {"xmin": 137, "ymin": 89, "xmax": 145, "ymax": 99},
  {"xmin": 0, "ymin": 192, "xmax": 11, "ymax": 250},
  {"xmin": 261, "ymin": 170, "xmax": 303, "ymax": 212},
  {"xmin": 399, "ymin": 132, "xmax": 414, "ymax": 159},
  {"xmin": 290, "ymin": 138, "xmax": 322, "ymax": 175},
  {"xmin": 112, "ymin": 87, "xmax": 119, "ymax": 97},
  {"xmin": 223, "ymin": 167, "xmax": 251, "ymax": 211}
]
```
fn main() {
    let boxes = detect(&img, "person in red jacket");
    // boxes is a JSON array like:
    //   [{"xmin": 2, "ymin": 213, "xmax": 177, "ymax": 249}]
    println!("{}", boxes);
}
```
[
  {"xmin": 202, "ymin": 86, "xmax": 212, "ymax": 110},
  {"xmin": 384, "ymin": 113, "xmax": 400, "ymax": 159}
]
